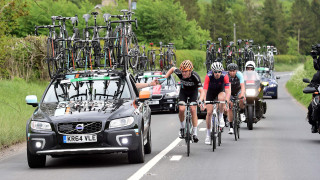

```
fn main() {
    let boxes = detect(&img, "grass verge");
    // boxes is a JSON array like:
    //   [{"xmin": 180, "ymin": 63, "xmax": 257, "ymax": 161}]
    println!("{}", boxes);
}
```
[
  {"xmin": 286, "ymin": 58, "xmax": 316, "ymax": 108},
  {"xmin": 0, "ymin": 78, "xmax": 48, "ymax": 149}
]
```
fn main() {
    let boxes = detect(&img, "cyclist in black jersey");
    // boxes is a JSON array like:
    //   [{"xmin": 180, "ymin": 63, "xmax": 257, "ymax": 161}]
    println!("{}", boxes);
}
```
[
  {"xmin": 164, "ymin": 60, "xmax": 204, "ymax": 142},
  {"xmin": 227, "ymin": 63, "xmax": 246, "ymax": 134}
]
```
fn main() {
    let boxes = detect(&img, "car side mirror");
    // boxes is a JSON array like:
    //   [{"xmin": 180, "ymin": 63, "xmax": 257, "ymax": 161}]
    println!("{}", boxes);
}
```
[
  {"xmin": 276, "ymin": 76, "xmax": 280, "ymax": 79},
  {"xmin": 137, "ymin": 90, "xmax": 151, "ymax": 102},
  {"xmin": 26, "ymin": 95, "xmax": 38, "ymax": 107},
  {"xmin": 303, "ymin": 78, "xmax": 311, "ymax": 83}
]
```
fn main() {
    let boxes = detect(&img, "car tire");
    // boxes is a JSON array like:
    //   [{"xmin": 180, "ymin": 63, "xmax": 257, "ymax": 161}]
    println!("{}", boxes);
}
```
[
  {"xmin": 128, "ymin": 129, "xmax": 145, "ymax": 163},
  {"xmin": 144, "ymin": 128, "xmax": 152, "ymax": 154},
  {"xmin": 27, "ymin": 148, "xmax": 46, "ymax": 168},
  {"xmin": 272, "ymin": 91, "xmax": 278, "ymax": 99}
]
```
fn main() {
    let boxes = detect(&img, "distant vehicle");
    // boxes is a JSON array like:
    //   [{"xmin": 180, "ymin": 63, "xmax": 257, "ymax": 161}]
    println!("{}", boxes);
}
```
[
  {"xmin": 25, "ymin": 70, "xmax": 152, "ymax": 168},
  {"xmin": 256, "ymin": 67, "xmax": 280, "ymax": 99},
  {"xmin": 136, "ymin": 71, "xmax": 179, "ymax": 113}
]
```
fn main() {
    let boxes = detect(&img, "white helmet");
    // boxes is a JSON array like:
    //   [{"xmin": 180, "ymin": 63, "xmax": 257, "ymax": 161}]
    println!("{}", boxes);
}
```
[
  {"xmin": 245, "ymin": 61, "xmax": 256, "ymax": 70},
  {"xmin": 211, "ymin": 62, "xmax": 224, "ymax": 71}
]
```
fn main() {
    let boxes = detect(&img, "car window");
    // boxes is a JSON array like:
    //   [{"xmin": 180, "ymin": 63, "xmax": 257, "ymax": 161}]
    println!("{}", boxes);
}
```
[{"xmin": 43, "ymin": 78, "xmax": 131, "ymax": 103}]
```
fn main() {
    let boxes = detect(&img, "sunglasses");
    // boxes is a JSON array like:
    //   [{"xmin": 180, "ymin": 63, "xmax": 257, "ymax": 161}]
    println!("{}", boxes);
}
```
[{"xmin": 214, "ymin": 71, "xmax": 222, "ymax": 74}]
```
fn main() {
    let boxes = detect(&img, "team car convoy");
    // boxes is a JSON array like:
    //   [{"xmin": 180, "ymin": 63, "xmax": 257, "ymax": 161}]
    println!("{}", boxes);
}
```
[
  {"xmin": 256, "ymin": 67, "xmax": 280, "ymax": 99},
  {"xmin": 136, "ymin": 71, "xmax": 179, "ymax": 112},
  {"xmin": 26, "ymin": 70, "xmax": 152, "ymax": 167}
]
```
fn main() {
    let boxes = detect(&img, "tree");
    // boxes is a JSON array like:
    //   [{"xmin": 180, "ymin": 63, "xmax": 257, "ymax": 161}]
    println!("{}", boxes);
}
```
[
  {"xmin": 176, "ymin": 0, "xmax": 200, "ymax": 21},
  {"xmin": 134, "ymin": 0, "xmax": 209, "ymax": 49},
  {"xmin": 291, "ymin": 0, "xmax": 313, "ymax": 54},
  {"xmin": 209, "ymin": 0, "xmax": 232, "ymax": 41},
  {"xmin": 260, "ymin": 0, "xmax": 288, "ymax": 53}
]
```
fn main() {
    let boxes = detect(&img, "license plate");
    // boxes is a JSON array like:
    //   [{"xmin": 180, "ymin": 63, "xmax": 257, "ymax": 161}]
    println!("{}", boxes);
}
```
[
  {"xmin": 149, "ymin": 100, "xmax": 159, "ymax": 105},
  {"xmin": 63, "ymin": 134, "xmax": 97, "ymax": 143}
]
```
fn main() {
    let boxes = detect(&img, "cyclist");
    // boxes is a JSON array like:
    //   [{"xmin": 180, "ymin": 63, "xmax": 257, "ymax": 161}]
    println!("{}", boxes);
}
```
[
  {"xmin": 227, "ymin": 63, "xmax": 246, "ymax": 134},
  {"xmin": 164, "ymin": 60, "xmax": 204, "ymax": 142},
  {"xmin": 199, "ymin": 62, "xmax": 230, "ymax": 145}
]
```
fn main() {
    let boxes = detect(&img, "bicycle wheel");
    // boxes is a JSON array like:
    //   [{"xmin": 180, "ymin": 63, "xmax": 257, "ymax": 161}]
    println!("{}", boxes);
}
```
[
  {"xmin": 237, "ymin": 111, "xmax": 240, "ymax": 139},
  {"xmin": 171, "ymin": 53, "xmax": 177, "ymax": 68},
  {"xmin": 186, "ymin": 118, "xmax": 191, "ymax": 157},
  {"xmin": 233, "ymin": 107, "xmax": 238, "ymax": 141},
  {"xmin": 47, "ymin": 38, "xmax": 57, "ymax": 78},
  {"xmin": 151, "ymin": 53, "xmax": 156, "ymax": 70},
  {"xmin": 211, "ymin": 116, "xmax": 216, "ymax": 151},
  {"xmin": 218, "ymin": 130, "xmax": 221, "ymax": 146}
]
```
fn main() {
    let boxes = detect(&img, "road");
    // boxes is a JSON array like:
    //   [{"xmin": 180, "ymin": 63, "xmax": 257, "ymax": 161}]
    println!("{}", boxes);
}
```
[{"xmin": 1, "ymin": 72, "xmax": 320, "ymax": 180}]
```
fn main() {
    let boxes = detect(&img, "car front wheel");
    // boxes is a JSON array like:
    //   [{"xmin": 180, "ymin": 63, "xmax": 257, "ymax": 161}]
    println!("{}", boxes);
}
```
[
  {"xmin": 27, "ymin": 148, "xmax": 46, "ymax": 168},
  {"xmin": 128, "ymin": 129, "xmax": 145, "ymax": 163}
]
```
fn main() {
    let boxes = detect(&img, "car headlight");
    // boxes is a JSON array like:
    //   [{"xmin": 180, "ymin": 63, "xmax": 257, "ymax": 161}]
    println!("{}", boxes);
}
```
[
  {"xmin": 262, "ymin": 82, "xmax": 269, "ymax": 86},
  {"xmin": 109, "ymin": 117, "xmax": 134, "ymax": 129},
  {"xmin": 30, "ymin": 121, "xmax": 52, "ymax": 131},
  {"xmin": 164, "ymin": 92, "xmax": 177, "ymax": 99},
  {"xmin": 269, "ymin": 84, "xmax": 277, "ymax": 87},
  {"xmin": 246, "ymin": 89, "xmax": 256, "ymax": 96}
]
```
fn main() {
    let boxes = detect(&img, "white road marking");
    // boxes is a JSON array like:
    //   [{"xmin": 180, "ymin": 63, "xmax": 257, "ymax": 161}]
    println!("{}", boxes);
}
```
[
  {"xmin": 127, "ymin": 138, "xmax": 182, "ymax": 180},
  {"xmin": 199, "ymin": 128, "xmax": 206, "ymax": 132},
  {"xmin": 127, "ymin": 120, "xmax": 204, "ymax": 180},
  {"xmin": 170, "ymin": 155, "xmax": 182, "ymax": 161}
]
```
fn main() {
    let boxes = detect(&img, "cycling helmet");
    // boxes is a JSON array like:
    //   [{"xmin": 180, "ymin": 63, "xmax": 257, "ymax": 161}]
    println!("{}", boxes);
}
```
[
  {"xmin": 227, "ymin": 63, "xmax": 238, "ymax": 71},
  {"xmin": 211, "ymin": 62, "xmax": 224, "ymax": 71},
  {"xmin": 245, "ymin": 61, "xmax": 256, "ymax": 70},
  {"xmin": 180, "ymin": 60, "xmax": 193, "ymax": 71}
]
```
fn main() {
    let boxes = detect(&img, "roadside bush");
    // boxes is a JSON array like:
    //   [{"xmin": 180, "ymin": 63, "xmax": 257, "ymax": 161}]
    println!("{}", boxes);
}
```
[
  {"xmin": 274, "ymin": 55, "xmax": 306, "ymax": 64},
  {"xmin": 175, "ymin": 50, "xmax": 206, "ymax": 71},
  {"xmin": 286, "ymin": 57, "xmax": 315, "ymax": 107},
  {"xmin": 0, "ymin": 36, "xmax": 49, "ymax": 81}
]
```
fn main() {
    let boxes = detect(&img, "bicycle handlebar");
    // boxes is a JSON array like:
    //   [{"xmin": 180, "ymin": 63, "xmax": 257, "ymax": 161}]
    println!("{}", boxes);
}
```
[
  {"xmin": 204, "ymin": 101, "xmax": 227, "ymax": 104},
  {"xmin": 178, "ymin": 101, "xmax": 198, "ymax": 106},
  {"xmin": 35, "ymin": 25, "xmax": 61, "ymax": 35}
]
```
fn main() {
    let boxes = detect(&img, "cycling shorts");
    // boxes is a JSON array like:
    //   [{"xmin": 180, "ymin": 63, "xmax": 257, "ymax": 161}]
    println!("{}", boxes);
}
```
[
  {"xmin": 206, "ymin": 88, "xmax": 225, "ymax": 101},
  {"xmin": 179, "ymin": 89, "xmax": 198, "ymax": 103}
]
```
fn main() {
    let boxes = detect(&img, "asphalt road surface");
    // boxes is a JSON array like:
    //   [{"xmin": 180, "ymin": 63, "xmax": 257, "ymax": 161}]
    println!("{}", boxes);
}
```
[{"xmin": 1, "ymin": 72, "xmax": 319, "ymax": 180}]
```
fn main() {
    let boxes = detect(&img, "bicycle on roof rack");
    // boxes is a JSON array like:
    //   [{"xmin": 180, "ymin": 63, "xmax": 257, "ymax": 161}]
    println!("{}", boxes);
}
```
[
  {"xmin": 164, "ymin": 43, "xmax": 176, "ymax": 70},
  {"xmin": 147, "ymin": 43, "xmax": 156, "ymax": 71},
  {"xmin": 201, "ymin": 40, "xmax": 216, "ymax": 72}
]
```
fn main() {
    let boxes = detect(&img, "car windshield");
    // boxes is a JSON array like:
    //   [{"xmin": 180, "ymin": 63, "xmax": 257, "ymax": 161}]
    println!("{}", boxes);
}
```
[
  {"xmin": 137, "ymin": 76, "xmax": 174, "ymax": 86},
  {"xmin": 43, "ymin": 76, "xmax": 131, "ymax": 103}
]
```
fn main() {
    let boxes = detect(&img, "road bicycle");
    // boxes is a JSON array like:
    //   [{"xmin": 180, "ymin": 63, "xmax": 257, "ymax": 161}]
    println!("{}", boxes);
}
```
[
  {"xmin": 164, "ymin": 43, "xmax": 176, "ymax": 69},
  {"xmin": 201, "ymin": 40, "xmax": 216, "ymax": 72},
  {"xmin": 230, "ymin": 96, "xmax": 243, "ymax": 141},
  {"xmin": 205, "ymin": 100, "xmax": 226, "ymax": 151},
  {"xmin": 178, "ymin": 99, "xmax": 198, "ymax": 156},
  {"xmin": 147, "ymin": 43, "xmax": 156, "ymax": 70},
  {"xmin": 158, "ymin": 42, "xmax": 165, "ymax": 70}
]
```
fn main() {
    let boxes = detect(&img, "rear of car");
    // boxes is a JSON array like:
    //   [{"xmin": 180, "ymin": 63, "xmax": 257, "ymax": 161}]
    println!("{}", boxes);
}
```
[{"xmin": 137, "ymin": 71, "xmax": 179, "ymax": 112}]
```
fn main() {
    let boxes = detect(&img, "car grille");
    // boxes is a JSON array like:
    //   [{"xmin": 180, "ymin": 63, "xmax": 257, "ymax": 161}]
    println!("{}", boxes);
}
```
[
  {"xmin": 152, "ymin": 94, "xmax": 163, "ymax": 100},
  {"xmin": 57, "ymin": 122, "xmax": 102, "ymax": 134}
]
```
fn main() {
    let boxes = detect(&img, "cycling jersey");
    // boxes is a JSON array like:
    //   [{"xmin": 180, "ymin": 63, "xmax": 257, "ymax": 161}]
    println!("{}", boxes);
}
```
[
  {"xmin": 204, "ymin": 70, "xmax": 230, "ymax": 101},
  {"xmin": 174, "ymin": 68, "xmax": 202, "ymax": 102},
  {"xmin": 228, "ymin": 71, "xmax": 244, "ymax": 96}
]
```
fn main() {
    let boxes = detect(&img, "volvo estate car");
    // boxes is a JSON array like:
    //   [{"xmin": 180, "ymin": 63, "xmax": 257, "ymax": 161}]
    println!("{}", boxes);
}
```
[{"xmin": 25, "ymin": 70, "xmax": 152, "ymax": 168}]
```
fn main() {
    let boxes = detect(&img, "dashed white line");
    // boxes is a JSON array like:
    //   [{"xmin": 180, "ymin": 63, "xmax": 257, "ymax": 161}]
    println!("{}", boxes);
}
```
[
  {"xmin": 170, "ymin": 155, "xmax": 182, "ymax": 161},
  {"xmin": 127, "ymin": 120, "xmax": 203, "ymax": 180}
]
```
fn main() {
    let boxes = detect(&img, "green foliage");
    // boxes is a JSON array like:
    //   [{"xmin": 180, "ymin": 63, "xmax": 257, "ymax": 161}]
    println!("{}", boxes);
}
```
[
  {"xmin": 0, "ymin": 78, "xmax": 48, "ymax": 148},
  {"xmin": 0, "ymin": 36, "xmax": 50, "ymax": 81},
  {"xmin": 134, "ymin": 0, "xmax": 210, "ymax": 49},
  {"xmin": 14, "ymin": 0, "xmax": 95, "ymax": 37},
  {"xmin": 175, "ymin": 50, "xmax": 206, "ymax": 71},
  {"xmin": 286, "ymin": 58, "xmax": 315, "ymax": 107},
  {"xmin": 287, "ymin": 37, "xmax": 299, "ymax": 56},
  {"xmin": 274, "ymin": 54, "xmax": 306, "ymax": 64}
]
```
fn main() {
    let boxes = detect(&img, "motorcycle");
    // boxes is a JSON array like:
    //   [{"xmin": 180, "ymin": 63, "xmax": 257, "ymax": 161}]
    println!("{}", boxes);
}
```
[
  {"xmin": 303, "ymin": 78, "xmax": 320, "ymax": 132},
  {"xmin": 244, "ymin": 71, "xmax": 267, "ymax": 130}
]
